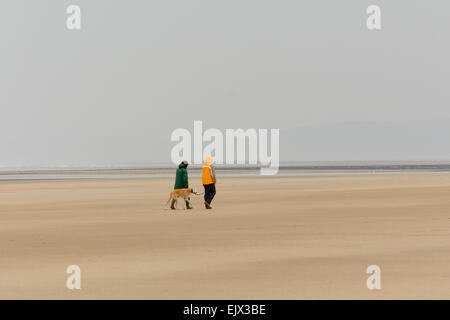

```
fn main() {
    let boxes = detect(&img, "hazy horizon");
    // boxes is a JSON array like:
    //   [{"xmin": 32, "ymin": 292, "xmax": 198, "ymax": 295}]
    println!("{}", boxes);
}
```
[{"xmin": 2, "ymin": 1, "xmax": 450, "ymax": 167}]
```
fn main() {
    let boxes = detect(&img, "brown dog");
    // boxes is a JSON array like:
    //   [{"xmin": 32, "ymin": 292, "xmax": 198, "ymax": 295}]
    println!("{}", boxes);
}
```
[{"xmin": 166, "ymin": 188, "xmax": 202, "ymax": 209}]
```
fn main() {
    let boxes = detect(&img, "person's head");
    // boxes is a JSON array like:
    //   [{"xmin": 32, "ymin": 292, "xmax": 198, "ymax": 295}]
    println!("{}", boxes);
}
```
[
  {"xmin": 205, "ymin": 156, "xmax": 213, "ymax": 165},
  {"xmin": 181, "ymin": 160, "xmax": 189, "ymax": 168}
]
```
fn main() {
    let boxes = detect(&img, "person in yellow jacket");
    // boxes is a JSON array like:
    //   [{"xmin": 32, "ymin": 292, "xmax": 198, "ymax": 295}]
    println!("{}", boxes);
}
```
[{"xmin": 202, "ymin": 156, "xmax": 216, "ymax": 209}]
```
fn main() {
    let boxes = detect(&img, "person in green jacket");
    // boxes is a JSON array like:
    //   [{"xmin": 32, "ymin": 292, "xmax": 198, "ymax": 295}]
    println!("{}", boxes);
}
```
[{"xmin": 171, "ymin": 160, "xmax": 192, "ymax": 209}]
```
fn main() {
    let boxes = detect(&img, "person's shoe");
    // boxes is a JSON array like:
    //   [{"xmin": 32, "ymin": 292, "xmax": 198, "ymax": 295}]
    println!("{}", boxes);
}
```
[
  {"xmin": 170, "ymin": 199, "xmax": 176, "ymax": 210},
  {"xmin": 204, "ymin": 201, "xmax": 212, "ymax": 209}
]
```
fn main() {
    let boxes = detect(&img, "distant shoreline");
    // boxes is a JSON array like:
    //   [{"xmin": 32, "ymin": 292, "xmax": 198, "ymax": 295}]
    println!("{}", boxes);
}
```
[{"xmin": 2, "ymin": 162, "xmax": 450, "ymax": 181}]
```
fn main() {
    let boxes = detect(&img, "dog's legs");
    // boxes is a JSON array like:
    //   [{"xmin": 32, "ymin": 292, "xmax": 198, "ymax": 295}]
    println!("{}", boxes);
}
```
[
  {"xmin": 166, "ymin": 194, "xmax": 173, "ymax": 206},
  {"xmin": 184, "ymin": 196, "xmax": 193, "ymax": 210},
  {"xmin": 167, "ymin": 192, "xmax": 178, "ymax": 210}
]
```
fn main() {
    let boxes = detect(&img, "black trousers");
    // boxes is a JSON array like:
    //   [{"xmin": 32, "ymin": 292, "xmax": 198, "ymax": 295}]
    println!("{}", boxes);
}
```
[{"xmin": 203, "ymin": 184, "xmax": 216, "ymax": 204}]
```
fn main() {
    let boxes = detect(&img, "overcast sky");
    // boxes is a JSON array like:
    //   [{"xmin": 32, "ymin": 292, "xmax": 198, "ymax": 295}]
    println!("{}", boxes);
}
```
[{"xmin": 1, "ymin": 1, "xmax": 449, "ymax": 167}]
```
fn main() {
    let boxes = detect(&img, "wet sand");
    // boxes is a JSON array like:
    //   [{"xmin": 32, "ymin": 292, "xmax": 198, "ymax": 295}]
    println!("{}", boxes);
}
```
[{"xmin": 0, "ymin": 174, "xmax": 449, "ymax": 299}]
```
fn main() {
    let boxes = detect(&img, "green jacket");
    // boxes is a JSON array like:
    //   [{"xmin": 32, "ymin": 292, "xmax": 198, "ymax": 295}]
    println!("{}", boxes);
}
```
[{"xmin": 174, "ymin": 163, "xmax": 189, "ymax": 189}]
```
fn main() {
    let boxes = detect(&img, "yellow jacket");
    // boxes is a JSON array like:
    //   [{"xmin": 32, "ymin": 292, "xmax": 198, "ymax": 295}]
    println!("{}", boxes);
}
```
[{"xmin": 202, "ymin": 163, "xmax": 216, "ymax": 185}]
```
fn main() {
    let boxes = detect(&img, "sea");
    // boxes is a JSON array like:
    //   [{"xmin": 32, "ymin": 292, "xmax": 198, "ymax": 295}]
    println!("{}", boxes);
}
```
[{"xmin": 1, "ymin": 161, "xmax": 450, "ymax": 181}]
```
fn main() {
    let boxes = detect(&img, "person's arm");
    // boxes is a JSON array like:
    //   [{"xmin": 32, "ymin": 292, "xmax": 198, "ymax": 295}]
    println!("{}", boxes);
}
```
[
  {"xmin": 211, "ymin": 165, "xmax": 216, "ymax": 183},
  {"xmin": 183, "ymin": 168, "xmax": 189, "ymax": 188}
]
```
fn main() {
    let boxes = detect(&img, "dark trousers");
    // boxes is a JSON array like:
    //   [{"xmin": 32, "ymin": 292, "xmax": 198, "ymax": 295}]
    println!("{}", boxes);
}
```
[{"xmin": 203, "ymin": 184, "xmax": 216, "ymax": 204}]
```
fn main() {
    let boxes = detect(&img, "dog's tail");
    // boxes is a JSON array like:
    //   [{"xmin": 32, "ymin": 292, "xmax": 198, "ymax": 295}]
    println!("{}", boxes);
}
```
[{"xmin": 166, "ymin": 193, "xmax": 173, "ymax": 206}]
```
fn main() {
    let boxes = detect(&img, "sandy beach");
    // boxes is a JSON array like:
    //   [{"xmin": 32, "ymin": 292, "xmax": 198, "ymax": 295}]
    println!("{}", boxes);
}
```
[{"xmin": 0, "ymin": 174, "xmax": 449, "ymax": 299}]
